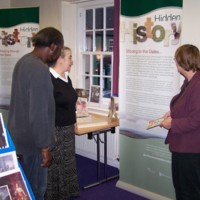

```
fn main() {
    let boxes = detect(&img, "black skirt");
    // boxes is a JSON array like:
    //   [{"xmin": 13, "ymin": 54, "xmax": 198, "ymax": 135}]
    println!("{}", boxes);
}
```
[{"xmin": 45, "ymin": 125, "xmax": 80, "ymax": 200}]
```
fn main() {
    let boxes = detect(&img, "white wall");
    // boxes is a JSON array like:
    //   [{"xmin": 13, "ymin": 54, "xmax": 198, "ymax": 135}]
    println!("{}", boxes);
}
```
[
  {"xmin": 61, "ymin": 2, "xmax": 78, "ymax": 88},
  {"xmin": 181, "ymin": 0, "xmax": 200, "ymax": 48},
  {"xmin": 10, "ymin": 0, "xmax": 63, "ymax": 30},
  {"xmin": 0, "ymin": 0, "xmax": 10, "ymax": 8}
]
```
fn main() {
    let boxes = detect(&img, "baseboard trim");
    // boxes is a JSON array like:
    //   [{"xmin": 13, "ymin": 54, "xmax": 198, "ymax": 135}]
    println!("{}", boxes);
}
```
[{"xmin": 116, "ymin": 180, "xmax": 173, "ymax": 200}]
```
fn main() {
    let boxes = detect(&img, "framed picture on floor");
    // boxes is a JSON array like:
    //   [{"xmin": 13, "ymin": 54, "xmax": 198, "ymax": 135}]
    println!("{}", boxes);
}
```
[
  {"xmin": 0, "ymin": 151, "xmax": 18, "ymax": 173},
  {"xmin": 0, "ymin": 185, "xmax": 12, "ymax": 200},
  {"xmin": 0, "ymin": 169, "xmax": 32, "ymax": 200},
  {"xmin": 0, "ymin": 113, "xmax": 9, "ymax": 149}
]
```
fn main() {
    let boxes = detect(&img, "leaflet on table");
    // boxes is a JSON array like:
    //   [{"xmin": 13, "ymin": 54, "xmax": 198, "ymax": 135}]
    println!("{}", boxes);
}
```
[{"xmin": 77, "ymin": 114, "xmax": 108, "ymax": 128}]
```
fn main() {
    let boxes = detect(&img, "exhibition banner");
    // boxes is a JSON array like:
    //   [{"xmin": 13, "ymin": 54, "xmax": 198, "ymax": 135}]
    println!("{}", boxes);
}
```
[
  {"xmin": 119, "ymin": 0, "xmax": 182, "ymax": 139},
  {"xmin": 0, "ymin": 7, "xmax": 39, "ymax": 106},
  {"xmin": 118, "ymin": 1, "xmax": 182, "ymax": 199}
]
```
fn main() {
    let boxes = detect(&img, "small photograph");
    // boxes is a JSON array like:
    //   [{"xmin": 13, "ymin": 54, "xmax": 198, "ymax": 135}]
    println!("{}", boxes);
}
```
[
  {"xmin": 75, "ymin": 88, "xmax": 90, "ymax": 99},
  {"xmin": 108, "ymin": 96, "xmax": 119, "ymax": 119},
  {"xmin": 0, "ymin": 185, "xmax": 12, "ymax": 200},
  {"xmin": 0, "ymin": 170, "xmax": 31, "ymax": 200},
  {"xmin": 0, "ymin": 152, "xmax": 18, "ymax": 173},
  {"xmin": 0, "ymin": 113, "xmax": 8, "ymax": 149},
  {"xmin": 89, "ymin": 85, "xmax": 100, "ymax": 103},
  {"xmin": 76, "ymin": 97, "xmax": 89, "ymax": 118}
]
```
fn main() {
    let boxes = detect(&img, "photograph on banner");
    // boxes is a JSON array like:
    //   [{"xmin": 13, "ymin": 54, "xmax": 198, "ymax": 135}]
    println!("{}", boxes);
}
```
[
  {"xmin": 0, "ymin": 169, "xmax": 32, "ymax": 200},
  {"xmin": 0, "ymin": 151, "xmax": 18, "ymax": 174},
  {"xmin": 0, "ymin": 8, "xmax": 39, "ymax": 106},
  {"xmin": 119, "ymin": 4, "xmax": 182, "ymax": 139},
  {"xmin": 0, "ymin": 113, "xmax": 8, "ymax": 149}
]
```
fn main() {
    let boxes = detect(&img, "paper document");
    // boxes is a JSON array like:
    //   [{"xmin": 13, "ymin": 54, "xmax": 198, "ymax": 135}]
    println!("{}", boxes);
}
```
[{"xmin": 147, "ymin": 117, "xmax": 164, "ymax": 129}]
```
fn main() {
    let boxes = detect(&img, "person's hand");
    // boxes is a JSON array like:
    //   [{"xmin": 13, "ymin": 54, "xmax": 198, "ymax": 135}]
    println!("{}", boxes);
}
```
[
  {"xmin": 162, "ymin": 111, "xmax": 171, "ymax": 119},
  {"xmin": 74, "ymin": 123, "xmax": 78, "ymax": 134},
  {"xmin": 41, "ymin": 147, "xmax": 52, "ymax": 167},
  {"xmin": 160, "ymin": 116, "xmax": 172, "ymax": 130}
]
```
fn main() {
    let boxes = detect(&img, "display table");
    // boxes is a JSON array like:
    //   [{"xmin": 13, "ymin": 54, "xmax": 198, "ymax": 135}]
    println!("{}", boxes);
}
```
[{"xmin": 76, "ymin": 113, "xmax": 119, "ymax": 189}]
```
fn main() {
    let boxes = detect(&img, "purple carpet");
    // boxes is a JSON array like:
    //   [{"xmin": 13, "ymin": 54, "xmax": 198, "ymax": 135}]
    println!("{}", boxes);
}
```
[{"xmin": 74, "ymin": 154, "xmax": 149, "ymax": 200}]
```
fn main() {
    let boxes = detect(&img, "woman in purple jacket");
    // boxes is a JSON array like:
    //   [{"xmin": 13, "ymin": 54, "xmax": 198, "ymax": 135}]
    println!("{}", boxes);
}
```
[{"xmin": 161, "ymin": 44, "xmax": 200, "ymax": 200}]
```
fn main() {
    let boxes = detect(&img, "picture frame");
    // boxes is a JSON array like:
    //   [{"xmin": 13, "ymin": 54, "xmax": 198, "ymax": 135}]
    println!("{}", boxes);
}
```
[
  {"xmin": 0, "ymin": 113, "xmax": 8, "ymax": 149},
  {"xmin": 75, "ymin": 88, "xmax": 90, "ymax": 118},
  {"xmin": 76, "ymin": 97, "xmax": 89, "ymax": 118},
  {"xmin": 0, "ymin": 169, "xmax": 32, "ymax": 200},
  {"xmin": 0, "ymin": 185, "xmax": 12, "ymax": 200},
  {"xmin": 75, "ymin": 88, "xmax": 89, "ymax": 99},
  {"xmin": 0, "ymin": 151, "xmax": 18, "ymax": 174},
  {"xmin": 89, "ymin": 85, "xmax": 101, "ymax": 104}
]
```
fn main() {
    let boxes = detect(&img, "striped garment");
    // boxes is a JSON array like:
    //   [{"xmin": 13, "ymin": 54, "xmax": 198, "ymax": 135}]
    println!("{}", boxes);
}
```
[{"xmin": 45, "ymin": 125, "xmax": 80, "ymax": 200}]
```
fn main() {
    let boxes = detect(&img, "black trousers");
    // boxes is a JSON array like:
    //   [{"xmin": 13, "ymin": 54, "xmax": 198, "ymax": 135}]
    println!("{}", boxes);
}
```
[{"xmin": 172, "ymin": 152, "xmax": 200, "ymax": 200}]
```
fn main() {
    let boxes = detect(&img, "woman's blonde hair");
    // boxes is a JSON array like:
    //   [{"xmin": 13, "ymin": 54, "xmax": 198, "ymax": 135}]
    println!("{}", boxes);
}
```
[{"xmin": 60, "ymin": 46, "xmax": 71, "ymax": 59}]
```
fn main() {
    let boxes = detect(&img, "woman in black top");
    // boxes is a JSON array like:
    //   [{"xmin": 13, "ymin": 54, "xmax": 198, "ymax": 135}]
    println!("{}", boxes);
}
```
[{"xmin": 45, "ymin": 47, "xmax": 79, "ymax": 200}]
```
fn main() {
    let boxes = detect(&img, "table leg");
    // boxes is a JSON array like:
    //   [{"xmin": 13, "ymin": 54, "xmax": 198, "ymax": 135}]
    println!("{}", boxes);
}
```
[
  {"xmin": 82, "ymin": 129, "xmax": 118, "ymax": 190},
  {"xmin": 104, "ymin": 131, "xmax": 107, "ymax": 178},
  {"xmin": 97, "ymin": 133, "xmax": 100, "ymax": 181}
]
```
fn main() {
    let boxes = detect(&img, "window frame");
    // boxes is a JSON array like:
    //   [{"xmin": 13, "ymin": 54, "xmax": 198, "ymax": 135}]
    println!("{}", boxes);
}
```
[{"xmin": 77, "ymin": 1, "xmax": 114, "ymax": 111}]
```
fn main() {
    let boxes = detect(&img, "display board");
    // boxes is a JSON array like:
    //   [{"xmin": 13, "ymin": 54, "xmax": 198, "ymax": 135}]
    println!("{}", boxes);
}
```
[
  {"xmin": 0, "ymin": 7, "xmax": 39, "ymax": 106},
  {"xmin": 119, "ymin": 0, "xmax": 182, "ymax": 139},
  {"xmin": 118, "ymin": 0, "xmax": 182, "ymax": 199},
  {"xmin": 0, "ymin": 113, "xmax": 35, "ymax": 200}
]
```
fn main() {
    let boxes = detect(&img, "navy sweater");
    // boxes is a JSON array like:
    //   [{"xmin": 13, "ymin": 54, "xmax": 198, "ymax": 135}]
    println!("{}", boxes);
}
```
[{"xmin": 51, "ymin": 75, "xmax": 78, "ymax": 127}]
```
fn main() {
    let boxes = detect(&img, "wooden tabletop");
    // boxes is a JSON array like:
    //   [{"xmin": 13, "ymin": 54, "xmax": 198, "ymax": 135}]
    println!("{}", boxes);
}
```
[{"xmin": 76, "ymin": 113, "xmax": 119, "ymax": 135}]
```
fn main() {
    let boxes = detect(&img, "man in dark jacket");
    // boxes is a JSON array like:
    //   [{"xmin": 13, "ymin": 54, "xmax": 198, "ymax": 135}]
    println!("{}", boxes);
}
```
[{"xmin": 7, "ymin": 27, "xmax": 64, "ymax": 200}]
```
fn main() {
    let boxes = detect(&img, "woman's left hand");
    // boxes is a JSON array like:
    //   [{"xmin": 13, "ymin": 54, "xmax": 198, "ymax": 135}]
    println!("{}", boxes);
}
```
[{"xmin": 160, "ymin": 117, "xmax": 172, "ymax": 130}]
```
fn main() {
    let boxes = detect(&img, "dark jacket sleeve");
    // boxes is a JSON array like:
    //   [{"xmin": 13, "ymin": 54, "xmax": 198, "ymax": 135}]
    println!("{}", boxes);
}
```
[{"xmin": 29, "ymin": 63, "xmax": 55, "ymax": 149}]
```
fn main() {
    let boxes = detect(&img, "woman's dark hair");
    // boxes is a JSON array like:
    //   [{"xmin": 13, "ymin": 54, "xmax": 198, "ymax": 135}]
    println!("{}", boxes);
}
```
[
  {"xmin": 175, "ymin": 44, "xmax": 200, "ymax": 72},
  {"xmin": 32, "ymin": 27, "xmax": 64, "ymax": 47}
]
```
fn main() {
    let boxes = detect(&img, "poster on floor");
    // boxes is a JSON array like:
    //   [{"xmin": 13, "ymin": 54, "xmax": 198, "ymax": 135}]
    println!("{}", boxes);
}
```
[
  {"xmin": 0, "ymin": 169, "xmax": 32, "ymax": 200},
  {"xmin": 0, "ymin": 7, "xmax": 39, "ymax": 106},
  {"xmin": 119, "ymin": 0, "xmax": 182, "ymax": 139},
  {"xmin": 0, "ymin": 113, "xmax": 35, "ymax": 199},
  {"xmin": 118, "ymin": 1, "xmax": 182, "ymax": 199}
]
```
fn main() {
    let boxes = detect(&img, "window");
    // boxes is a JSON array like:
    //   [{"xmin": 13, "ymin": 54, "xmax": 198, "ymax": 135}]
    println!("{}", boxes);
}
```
[{"xmin": 78, "ymin": 2, "xmax": 114, "ymax": 108}]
